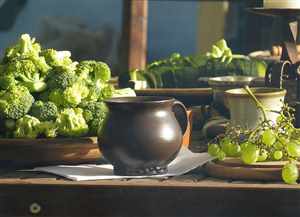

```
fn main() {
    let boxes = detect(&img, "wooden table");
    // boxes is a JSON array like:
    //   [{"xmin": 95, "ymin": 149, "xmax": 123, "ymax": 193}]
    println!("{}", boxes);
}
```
[
  {"xmin": 0, "ymin": 164, "xmax": 300, "ymax": 217},
  {"xmin": 0, "ymin": 131, "xmax": 297, "ymax": 217}
]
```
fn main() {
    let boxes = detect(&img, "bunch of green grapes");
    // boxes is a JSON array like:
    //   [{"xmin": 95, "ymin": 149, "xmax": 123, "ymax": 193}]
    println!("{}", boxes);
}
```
[{"xmin": 208, "ymin": 103, "xmax": 300, "ymax": 184}]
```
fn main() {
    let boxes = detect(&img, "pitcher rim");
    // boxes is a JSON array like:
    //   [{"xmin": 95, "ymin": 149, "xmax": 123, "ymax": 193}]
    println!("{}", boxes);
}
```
[{"xmin": 104, "ymin": 96, "xmax": 176, "ymax": 104}]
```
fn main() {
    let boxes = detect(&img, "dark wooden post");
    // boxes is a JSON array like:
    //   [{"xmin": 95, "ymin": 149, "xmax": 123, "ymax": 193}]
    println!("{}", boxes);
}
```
[{"xmin": 119, "ymin": 0, "xmax": 148, "ymax": 72}]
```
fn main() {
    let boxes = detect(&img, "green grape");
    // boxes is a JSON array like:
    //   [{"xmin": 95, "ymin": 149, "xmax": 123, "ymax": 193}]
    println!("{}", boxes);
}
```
[
  {"xmin": 280, "ymin": 137, "xmax": 289, "ymax": 144},
  {"xmin": 224, "ymin": 144, "xmax": 241, "ymax": 157},
  {"xmin": 274, "ymin": 141, "xmax": 283, "ymax": 150},
  {"xmin": 240, "ymin": 142, "xmax": 249, "ymax": 151},
  {"xmin": 208, "ymin": 144, "xmax": 220, "ymax": 157},
  {"xmin": 287, "ymin": 128, "xmax": 294, "ymax": 137},
  {"xmin": 220, "ymin": 137, "xmax": 231, "ymax": 147},
  {"xmin": 229, "ymin": 144, "xmax": 241, "ymax": 157},
  {"xmin": 261, "ymin": 129, "xmax": 276, "ymax": 146},
  {"xmin": 220, "ymin": 138, "xmax": 231, "ymax": 154},
  {"xmin": 286, "ymin": 142, "xmax": 300, "ymax": 157},
  {"xmin": 257, "ymin": 149, "xmax": 268, "ymax": 162},
  {"xmin": 274, "ymin": 136, "xmax": 288, "ymax": 150},
  {"xmin": 220, "ymin": 138, "xmax": 241, "ymax": 157},
  {"xmin": 241, "ymin": 144, "xmax": 259, "ymax": 164},
  {"xmin": 282, "ymin": 162, "xmax": 299, "ymax": 184},
  {"xmin": 273, "ymin": 150, "xmax": 283, "ymax": 160},
  {"xmin": 217, "ymin": 150, "xmax": 226, "ymax": 161}
]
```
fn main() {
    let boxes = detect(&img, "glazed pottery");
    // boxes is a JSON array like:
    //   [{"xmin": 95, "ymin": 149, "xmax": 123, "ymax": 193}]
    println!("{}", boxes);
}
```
[
  {"xmin": 208, "ymin": 76, "xmax": 256, "ymax": 107},
  {"xmin": 225, "ymin": 87, "xmax": 286, "ymax": 129},
  {"xmin": 98, "ymin": 96, "xmax": 188, "ymax": 176}
]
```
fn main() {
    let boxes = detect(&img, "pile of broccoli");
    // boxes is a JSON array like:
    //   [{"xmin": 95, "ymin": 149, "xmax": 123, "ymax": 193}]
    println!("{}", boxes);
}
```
[{"xmin": 0, "ymin": 34, "xmax": 135, "ymax": 138}]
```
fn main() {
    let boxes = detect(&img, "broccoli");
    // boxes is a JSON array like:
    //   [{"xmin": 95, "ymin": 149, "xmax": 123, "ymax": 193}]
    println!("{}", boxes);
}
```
[
  {"xmin": 76, "ymin": 60, "xmax": 111, "ymax": 84},
  {"xmin": 14, "ymin": 115, "xmax": 40, "ymax": 138},
  {"xmin": 42, "ymin": 49, "xmax": 73, "ymax": 67},
  {"xmin": 46, "ymin": 66, "xmax": 89, "ymax": 106},
  {"xmin": 0, "ymin": 74, "xmax": 16, "ymax": 90},
  {"xmin": 0, "ymin": 86, "xmax": 34, "ymax": 120},
  {"xmin": 47, "ymin": 81, "xmax": 89, "ymax": 108},
  {"xmin": 46, "ymin": 67, "xmax": 77, "ymax": 89},
  {"xmin": 4, "ymin": 34, "xmax": 41, "ymax": 62},
  {"xmin": 84, "ymin": 83, "xmax": 114, "ymax": 102},
  {"xmin": 0, "ymin": 33, "xmax": 136, "ymax": 138},
  {"xmin": 4, "ymin": 119, "xmax": 16, "ymax": 131},
  {"xmin": 39, "ymin": 121, "xmax": 57, "ymax": 138},
  {"xmin": 37, "ymin": 90, "xmax": 50, "ymax": 102},
  {"xmin": 48, "ymin": 89, "xmax": 65, "ymax": 107},
  {"xmin": 56, "ymin": 108, "xmax": 88, "ymax": 137},
  {"xmin": 80, "ymin": 101, "xmax": 108, "ymax": 135},
  {"xmin": 84, "ymin": 84, "xmax": 103, "ymax": 102},
  {"xmin": 76, "ymin": 61, "xmax": 111, "ymax": 102},
  {"xmin": 3, "ymin": 34, "xmax": 51, "ymax": 74},
  {"xmin": 29, "ymin": 100, "xmax": 58, "ymax": 121},
  {"xmin": 6, "ymin": 58, "xmax": 47, "ymax": 92},
  {"xmin": 63, "ymin": 81, "xmax": 89, "ymax": 106}
]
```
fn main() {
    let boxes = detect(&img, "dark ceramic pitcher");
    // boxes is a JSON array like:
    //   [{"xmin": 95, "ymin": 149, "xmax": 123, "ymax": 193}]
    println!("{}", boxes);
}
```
[{"xmin": 98, "ymin": 96, "xmax": 188, "ymax": 176}]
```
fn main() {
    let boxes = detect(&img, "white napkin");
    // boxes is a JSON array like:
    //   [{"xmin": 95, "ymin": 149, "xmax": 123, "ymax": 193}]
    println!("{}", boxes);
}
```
[{"xmin": 31, "ymin": 148, "xmax": 213, "ymax": 181}]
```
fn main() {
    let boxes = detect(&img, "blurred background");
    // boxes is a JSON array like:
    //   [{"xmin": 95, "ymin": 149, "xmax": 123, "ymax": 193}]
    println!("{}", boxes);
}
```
[{"xmin": 0, "ymin": 0, "xmax": 290, "ymax": 75}]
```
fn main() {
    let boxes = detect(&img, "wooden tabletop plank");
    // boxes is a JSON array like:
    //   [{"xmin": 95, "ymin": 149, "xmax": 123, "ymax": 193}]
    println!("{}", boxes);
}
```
[
  {"xmin": 0, "ymin": 170, "xmax": 298, "ymax": 190},
  {"xmin": 0, "ymin": 183, "xmax": 297, "ymax": 217}
]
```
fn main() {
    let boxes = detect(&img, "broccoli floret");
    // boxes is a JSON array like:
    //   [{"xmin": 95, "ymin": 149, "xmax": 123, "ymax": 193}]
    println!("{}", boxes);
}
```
[
  {"xmin": 84, "ymin": 84, "xmax": 102, "ymax": 102},
  {"xmin": 48, "ymin": 89, "xmax": 63, "ymax": 106},
  {"xmin": 76, "ymin": 60, "xmax": 111, "ymax": 84},
  {"xmin": 99, "ymin": 84, "xmax": 115, "ymax": 101},
  {"xmin": 14, "ymin": 115, "xmax": 40, "ymax": 138},
  {"xmin": 37, "ymin": 90, "xmax": 50, "ymax": 102},
  {"xmin": 63, "ymin": 81, "xmax": 89, "ymax": 106},
  {"xmin": 56, "ymin": 108, "xmax": 88, "ymax": 137},
  {"xmin": 4, "ymin": 34, "xmax": 41, "ymax": 61},
  {"xmin": 0, "ymin": 74, "xmax": 16, "ymax": 90},
  {"xmin": 3, "ymin": 34, "xmax": 51, "ymax": 74},
  {"xmin": 80, "ymin": 101, "xmax": 108, "ymax": 135},
  {"xmin": 6, "ymin": 58, "xmax": 47, "ymax": 92},
  {"xmin": 0, "ymin": 86, "xmax": 34, "ymax": 120},
  {"xmin": 29, "ymin": 100, "xmax": 58, "ymax": 121},
  {"xmin": 84, "ymin": 83, "xmax": 115, "ymax": 102},
  {"xmin": 47, "ymin": 67, "xmax": 77, "ymax": 89},
  {"xmin": 42, "ymin": 49, "xmax": 73, "ymax": 67},
  {"xmin": 4, "ymin": 119, "xmax": 16, "ymax": 131},
  {"xmin": 48, "ymin": 81, "xmax": 89, "ymax": 108},
  {"xmin": 39, "ymin": 121, "xmax": 58, "ymax": 138}
]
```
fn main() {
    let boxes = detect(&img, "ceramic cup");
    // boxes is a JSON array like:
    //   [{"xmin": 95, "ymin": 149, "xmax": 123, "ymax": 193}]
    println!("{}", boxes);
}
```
[
  {"xmin": 225, "ymin": 87, "xmax": 286, "ymax": 129},
  {"xmin": 208, "ymin": 76, "xmax": 257, "ymax": 107}
]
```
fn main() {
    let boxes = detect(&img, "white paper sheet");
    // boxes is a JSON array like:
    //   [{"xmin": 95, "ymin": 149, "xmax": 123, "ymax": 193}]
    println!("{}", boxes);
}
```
[{"xmin": 30, "ymin": 148, "xmax": 213, "ymax": 181}]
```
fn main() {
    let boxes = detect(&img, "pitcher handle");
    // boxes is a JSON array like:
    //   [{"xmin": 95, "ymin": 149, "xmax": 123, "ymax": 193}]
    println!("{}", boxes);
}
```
[{"xmin": 172, "ymin": 100, "xmax": 188, "ymax": 135}]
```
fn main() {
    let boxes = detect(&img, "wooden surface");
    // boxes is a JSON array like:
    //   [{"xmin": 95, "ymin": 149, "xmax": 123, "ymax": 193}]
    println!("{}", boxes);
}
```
[
  {"xmin": 0, "ymin": 170, "xmax": 300, "ymax": 217},
  {"xmin": 120, "ymin": 0, "xmax": 148, "ymax": 71},
  {"xmin": 136, "ymin": 88, "xmax": 213, "ymax": 107},
  {"xmin": 0, "ymin": 133, "xmax": 299, "ymax": 217},
  {"xmin": 135, "ymin": 88, "xmax": 213, "ymax": 95}
]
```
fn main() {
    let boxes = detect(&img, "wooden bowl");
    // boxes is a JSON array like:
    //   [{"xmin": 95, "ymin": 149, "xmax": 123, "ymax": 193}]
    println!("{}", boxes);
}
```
[
  {"xmin": 0, "ymin": 137, "xmax": 101, "ymax": 168},
  {"xmin": 204, "ymin": 158, "xmax": 300, "ymax": 181}
]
